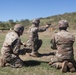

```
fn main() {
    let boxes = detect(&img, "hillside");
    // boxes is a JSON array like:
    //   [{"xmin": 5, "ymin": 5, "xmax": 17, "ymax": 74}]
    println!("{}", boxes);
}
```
[
  {"xmin": 40, "ymin": 12, "xmax": 76, "ymax": 30},
  {"xmin": 0, "ymin": 12, "xmax": 76, "ymax": 30}
]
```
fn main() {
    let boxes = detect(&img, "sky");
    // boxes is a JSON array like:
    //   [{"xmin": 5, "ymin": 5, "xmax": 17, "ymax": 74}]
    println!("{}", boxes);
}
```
[{"xmin": 0, "ymin": 0, "xmax": 76, "ymax": 21}]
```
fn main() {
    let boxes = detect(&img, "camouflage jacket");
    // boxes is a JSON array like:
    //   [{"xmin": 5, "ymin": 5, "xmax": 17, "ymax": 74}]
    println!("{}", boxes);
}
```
[
  {"xmin": 51, "ymin": 30, "xmax": 75, "ymax": 60},
  {"xmin": 1, "ymin": 31, "xmax": 22, "ymax": 57}
]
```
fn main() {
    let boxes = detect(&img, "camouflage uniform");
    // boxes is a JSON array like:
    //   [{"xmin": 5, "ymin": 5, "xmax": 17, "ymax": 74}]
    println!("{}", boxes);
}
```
[
  {"xmin": 0, "ymin": 24, "xmax": 25, "ymax": 68},
  {"xmin": 51, "ymin": 30, "xmax": 75, "ymax": 62},
  {"xmin": 49, "ymin": 20, "xmax": 76, "ymax": 72},
  {"xmin": 27, "ymin": 19, "xmax": 50, "ymax": 57}
]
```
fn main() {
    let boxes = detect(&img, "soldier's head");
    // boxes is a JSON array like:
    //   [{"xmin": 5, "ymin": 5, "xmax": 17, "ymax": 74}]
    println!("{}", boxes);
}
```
[
  {"xmin": 32, "ymin": 19, "xmax": 40, "ymax": 27},
  {"xmin": 58, "ymin": 20, "xmax": 69, "ymax": 30},
  {"xmin": 14, "ymin": 24, "xmax": 24, "ymax": 36}
]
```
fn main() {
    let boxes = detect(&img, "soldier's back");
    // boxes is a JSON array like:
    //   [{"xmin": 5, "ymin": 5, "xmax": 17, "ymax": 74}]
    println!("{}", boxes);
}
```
[
  {"xmin": 4, "ymin": 31, "xmax": 19, "ymax": 46},
  {"xmin": 1, "ymin": 31, "xmax": 19, "ymax": 55},
  {"xmin": 55, "ymin": 30, "xmax": 75, "ymax": 60},
  {"xmin": 55, "ymin": 30, "xmax": 75, "ymax": 42}
]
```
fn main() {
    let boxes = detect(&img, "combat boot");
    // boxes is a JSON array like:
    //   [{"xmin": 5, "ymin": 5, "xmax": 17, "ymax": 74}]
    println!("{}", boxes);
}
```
[
  {"xmin": 0, "ymin": 56, "xmax": 6, "ymax": 67},
  {"xmin": 5, "ymin": 63, "xmax": 10, "ymax": 67},
  {"xmin": 10, "ymin": 64, "xmax": 23, "ymax": 68},
  {"xmin": 61, "ymin": 61, "xmax": 68, "ymax": 73},
  {"xmin": 55, "ymin": 62, "xmax": 62, "ymax": 69},
  {"xmin": 49, "ymin": 62, "xmax": 62, "ymax": 69},
  {"xmin": 48, "ymin": 61, "xmax": 53, "ymax": 65},
  {"xmin": 67, "ymin": 62, "xmax": 76, "ymax": 72}
]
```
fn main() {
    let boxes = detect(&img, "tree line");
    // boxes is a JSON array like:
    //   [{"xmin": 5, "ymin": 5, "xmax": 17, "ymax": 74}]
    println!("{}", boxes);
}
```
[
  {"xmin": 0, "ymin": 19, "xmax": 31, "ymax": 30},
  {"xmin": 0, "ymin": 12, "xmax": 76, "ymax": 30}
]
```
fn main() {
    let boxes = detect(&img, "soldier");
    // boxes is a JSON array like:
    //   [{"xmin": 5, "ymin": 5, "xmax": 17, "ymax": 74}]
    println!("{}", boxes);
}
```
[
  {"xmin": 26, "ymin": 19, "xmax": 51, "ymax": 57},
  {"xmin": 49, "ymin": 20, "xmax": 76, "ymax": 72},
  {"xmin": 0, "ymin": 24, "xmax": 27, "ymax": 68}
]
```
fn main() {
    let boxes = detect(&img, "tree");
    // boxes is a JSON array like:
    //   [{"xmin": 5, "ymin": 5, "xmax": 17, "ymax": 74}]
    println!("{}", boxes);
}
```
[
  {"xmin": 20, "ymin": 19, "xmax": 30, "ymax": 27},
  {"xmin": 8, "ymin": 19, "xmax": 16, "ymax": 29}
]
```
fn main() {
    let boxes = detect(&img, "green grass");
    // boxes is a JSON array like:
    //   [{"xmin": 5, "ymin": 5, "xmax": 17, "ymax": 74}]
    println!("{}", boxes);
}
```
[{"xmin": 0, "ymin": 30, "xmax": 76, "ymax": 75}]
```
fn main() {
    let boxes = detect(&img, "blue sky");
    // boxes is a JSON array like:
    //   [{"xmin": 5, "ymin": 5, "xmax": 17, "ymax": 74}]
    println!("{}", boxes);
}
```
[{"xmin": 0, "ymin": 0, "xmax": 76, "ymax": 21}]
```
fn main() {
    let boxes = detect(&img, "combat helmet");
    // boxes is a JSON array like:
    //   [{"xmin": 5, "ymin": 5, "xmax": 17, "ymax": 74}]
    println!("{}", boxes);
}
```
[
  {"xmin": 14, "ymin": 24, "xmax": 24, "ymax": 32},
  {"xmin": 32, "ymin": 19, "xmax": 40, "ymax": 24},
  {"xmin": 59, "ymin": 20, "xmax": 69, "ymax": 28}
]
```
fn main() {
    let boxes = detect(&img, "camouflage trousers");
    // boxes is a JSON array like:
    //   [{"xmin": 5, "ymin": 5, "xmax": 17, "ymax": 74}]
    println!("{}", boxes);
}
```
[
  {"xmin": 1, "ymin": 48, "xmax": 27, "ymax": 68},
  {"xmin": 34, "ymin": 39, "xmax": 42, "ymax": 52},
  {"xmin": 51, "ymin": 56, "xmax": 75, "ymax": 62},
  {"xmin": 1, "ymin": 54, "xmax": 24, "ymax": 68},
  {"xmin": 26, "ymin": 39, "xmax": 42, "ymax": 53},
  {"xmin": 50, "ymin": 56, "xmax": 76, "ymax": 68}
]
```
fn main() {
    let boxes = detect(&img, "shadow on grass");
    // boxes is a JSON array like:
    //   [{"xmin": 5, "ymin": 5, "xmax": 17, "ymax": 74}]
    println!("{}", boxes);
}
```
[
  {"xmin": 38, "ymin": 52, "xmax": 55, "ymax": 57},
  {"xmin": 23, "ymin": 60, "xmax": 48, "ymax": 67}
]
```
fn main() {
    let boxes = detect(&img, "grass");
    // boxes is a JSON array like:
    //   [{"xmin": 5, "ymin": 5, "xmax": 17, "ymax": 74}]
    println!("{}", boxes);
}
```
[{"xmin": 0, "ymin": 29, "xmax": 76, "ymax": 75}]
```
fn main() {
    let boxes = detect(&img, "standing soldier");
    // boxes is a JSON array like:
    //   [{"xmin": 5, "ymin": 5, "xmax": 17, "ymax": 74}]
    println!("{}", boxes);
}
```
[
  {"xmin": 49, "ymin": 20, "xmax": 76, "ymax": 72},
  {"xmin": 0, "ymin": 24, "xmax": 27, "ymax": 68},
  {"xmin": 26, "ymin": 19, "xmax": 50, "ymax": 57}
]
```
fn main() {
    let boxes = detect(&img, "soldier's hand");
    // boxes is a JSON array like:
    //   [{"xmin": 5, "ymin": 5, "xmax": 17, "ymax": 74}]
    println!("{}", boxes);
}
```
[
  {"xmin": 46, "ymin": 24, "xmax": 50, "ymax": 28},
  {"xmin": 23, "ymin": 43, "xmax": 26, "ymax": 47},
  {"xmin": 46, "ymin": 22, "xmax": 51, "ymax": 28}
]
